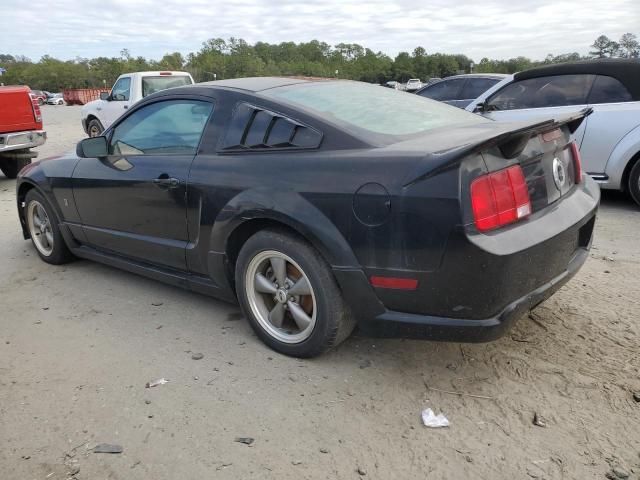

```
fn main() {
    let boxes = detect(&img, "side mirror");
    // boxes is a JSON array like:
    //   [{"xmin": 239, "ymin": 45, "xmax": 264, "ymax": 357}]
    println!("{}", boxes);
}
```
[
  {"xmin": 77, "ymin": 136, "xmax": 108, "ymax": 158},
  {"xmin": 99, "ymin": 92, "xmax": 110, "ymax": 101},
  {"xmin": 473, "ymin": 101, "xmax": 487, "ymax": 113}
]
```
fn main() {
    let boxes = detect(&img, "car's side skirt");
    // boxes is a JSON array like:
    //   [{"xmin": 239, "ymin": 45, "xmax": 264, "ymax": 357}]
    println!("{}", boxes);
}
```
[{"xmin": 68, "ymin": 244, "xmax": 238, "ymax": 304}]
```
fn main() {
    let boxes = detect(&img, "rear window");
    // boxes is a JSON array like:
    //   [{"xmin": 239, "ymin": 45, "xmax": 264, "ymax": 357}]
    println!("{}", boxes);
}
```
[
  {"xmin": 588, "ymin": 75, "xmax": 633, "ymax": 104},
  {"xmin": 263, "ymin": 82, "xmax": 486, "ymax": 138},
  {"xmin": 141, "ymin": 75, "xmax": 193, "ymax": 98}
]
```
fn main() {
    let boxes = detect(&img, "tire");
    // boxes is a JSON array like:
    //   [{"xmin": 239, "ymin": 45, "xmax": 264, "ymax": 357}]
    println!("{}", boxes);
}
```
[
  {"xmin": 87, "ymin": 118, "xmax": 104, "ymax": 138},
  {"xmin": 0, "ymin": 156, "xmax": 30, "ymax": 179},
  {"xmin": 24, "ymin": 190, "xmax": 73, "ymax": 265},
  {"xmin": 235, "ymin": 229, "xmax": 355, "ymax": 358},
  {"xmin": 628, "ymin": 158, "xmax": 640, "ymax": 208}
]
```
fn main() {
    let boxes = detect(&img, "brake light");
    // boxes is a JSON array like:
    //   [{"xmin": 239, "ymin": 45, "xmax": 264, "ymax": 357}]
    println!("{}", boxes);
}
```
[
  {"xmin": 30, "ymin": 95, "xmax": 42, "ymax": 125},
  {"xmin": 570, "ymin": 142, "xmax": 582, "ymax": 184},
  {"xmin": 370, "ymin": 276, "xmax": 418, "ymax": 290},
  {"xmin": 159, "ymin": 71, "xmax": 172, "ymax": 75},
  {"xmin": 471, "ymin": 164, "xmax": 531, "ymax": 232}
]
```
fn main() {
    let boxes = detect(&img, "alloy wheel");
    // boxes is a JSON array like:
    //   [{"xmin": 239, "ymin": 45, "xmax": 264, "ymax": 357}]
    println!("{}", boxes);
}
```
[
  {"xmin": 27, "ymin": 200, "xmax": 54, "ymax": 256},
  {"xmin": 245, "ymin": 250, "xmax": 317, "ymax": 344}
]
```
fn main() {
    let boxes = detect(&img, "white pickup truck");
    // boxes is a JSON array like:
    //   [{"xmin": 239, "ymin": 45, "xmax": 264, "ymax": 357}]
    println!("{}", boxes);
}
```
[{"xmin": 81, "ymin": 71, "xmax": 194, "ymax": 137}]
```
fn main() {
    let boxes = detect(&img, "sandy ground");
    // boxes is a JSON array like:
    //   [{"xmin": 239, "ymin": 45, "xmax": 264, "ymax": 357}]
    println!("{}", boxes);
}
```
[{"xmin": 1, "ymin": 105, "xmax": 639, "ymax": 480}]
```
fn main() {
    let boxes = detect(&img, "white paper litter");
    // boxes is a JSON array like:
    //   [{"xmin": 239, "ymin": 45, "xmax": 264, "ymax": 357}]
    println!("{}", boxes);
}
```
[
  {"xmin": 145, "ymin": 378, "xmax": 169, "ymax": 388},
  {"xmin": 421, "ymin": 408, "xmax": 450, "ymax": 428}
]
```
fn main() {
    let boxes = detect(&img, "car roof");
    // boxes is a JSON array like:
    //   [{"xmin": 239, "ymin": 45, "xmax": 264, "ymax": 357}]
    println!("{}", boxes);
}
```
[
  {"xmin": 441, "ymin": 74, "xmax": 508, "ymax": 80},
  {"xmin": 515, "ymin": 59, "xmax": 640, "ymax": 100},
  {"xmin": 196, "ymin": 76, "xmax": 332, "ymax": 92}
]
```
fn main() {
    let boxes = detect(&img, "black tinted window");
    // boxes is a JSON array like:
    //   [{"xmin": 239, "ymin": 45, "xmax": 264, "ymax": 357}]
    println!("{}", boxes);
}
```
[
  {"xmin": 417, "ymin": 78, "xmax": 466, "ymax": 101},
  {"xmin": 488, "ymin": 74, "xmax": 595, "ymax": 110},
  {"xmin": 109, "ymin": 100, "xmax": 213, "ymax": 155},
  {"xmin": 588, "ymin": 75, "xmax": 633, "ymax": 104},
  {"xmin": 460, "ymin": 78, "xmax": 500, "ymax": 99}
]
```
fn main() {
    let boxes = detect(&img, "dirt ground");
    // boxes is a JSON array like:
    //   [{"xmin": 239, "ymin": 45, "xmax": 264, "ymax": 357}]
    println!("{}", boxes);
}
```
[{"xmin": 1, "ymin": 106, "xmax": 639, "ymax": 480}]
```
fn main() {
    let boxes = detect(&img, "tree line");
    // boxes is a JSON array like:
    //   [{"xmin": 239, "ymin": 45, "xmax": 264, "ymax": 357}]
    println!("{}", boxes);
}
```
[{"xmin": 0, "ymin": 33, "xmax": 637, "ymax": 92}]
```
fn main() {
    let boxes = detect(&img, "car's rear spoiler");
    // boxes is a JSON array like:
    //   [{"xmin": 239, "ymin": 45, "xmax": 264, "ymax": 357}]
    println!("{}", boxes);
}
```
[{"xmin": 403, "ymin": 107, "xmax": 593, "ymax": 187}]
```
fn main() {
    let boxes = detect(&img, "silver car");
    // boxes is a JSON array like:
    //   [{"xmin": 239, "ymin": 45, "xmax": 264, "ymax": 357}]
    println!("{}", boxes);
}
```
[
  {"xmin": 415, "ymin": 74, "xmax": 507, "ymax": 108},
  {"xmin": 466, "ymin": 59, "xmax": 640, "ymax": 206}
]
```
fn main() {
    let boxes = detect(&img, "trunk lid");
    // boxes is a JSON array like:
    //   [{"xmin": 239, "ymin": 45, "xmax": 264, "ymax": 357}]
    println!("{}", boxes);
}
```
[{"xmin": 401, "ymin": 108, "xmax": 591, "ymax": 212}]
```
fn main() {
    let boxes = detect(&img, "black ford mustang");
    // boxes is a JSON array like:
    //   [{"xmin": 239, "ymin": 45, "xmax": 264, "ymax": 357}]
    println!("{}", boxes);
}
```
[{"xmin": 16, "ymin": 77, "xmax": 599, "ymax": 357}]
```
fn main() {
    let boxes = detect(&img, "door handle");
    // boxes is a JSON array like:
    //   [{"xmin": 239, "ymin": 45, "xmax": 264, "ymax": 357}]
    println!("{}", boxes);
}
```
[
  {"xmin": 124, "ymin": 105, "xmax": 128, "ymax": 109},
  {"xmin": 153, "ymin": 177, "xmax": 180, "ymax": 188}
]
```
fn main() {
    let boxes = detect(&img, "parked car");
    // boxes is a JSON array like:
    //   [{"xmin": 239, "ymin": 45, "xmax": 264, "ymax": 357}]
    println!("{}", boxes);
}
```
[
  {"xmin": 16, "ymin": 78, "xmax": 598, "ymax": 357},
  {"xmin": 81, "ymin": 71, "xmax": 194, "ymax": 137},
  {"xmin": 466, "ymin": 59, "xmax": 640, "ymax": 206},
  {"xmin": 384, "ymin": 81, "xmax": 400, "ymax": 89},
  {"xmin": 0, "ymin": 86, "xmax": 46, "ymax": 178},
  {"xmin": 29, "ymin": 89, "xmax": 47, "ymax": 105},
  {"xmin": 46, "ymin": 93, "xmax": 65, "ymax": 105},
  {"xmin": 416, "ymin": 74, "xmax": 507, "ymax": 108},
  {"xmin": 404, "ymin": 78, "xmax": 423, "ymax": 92}
]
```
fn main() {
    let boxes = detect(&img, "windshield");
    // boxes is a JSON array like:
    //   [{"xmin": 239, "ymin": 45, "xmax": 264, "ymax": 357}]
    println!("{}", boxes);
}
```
[
  {"xmin": 263, "ymin": 81, "xmax": 487, "ymax": 138},
  {"xmin": 141, "ymin": 75, "xmax": 193, "ymax": 97}
]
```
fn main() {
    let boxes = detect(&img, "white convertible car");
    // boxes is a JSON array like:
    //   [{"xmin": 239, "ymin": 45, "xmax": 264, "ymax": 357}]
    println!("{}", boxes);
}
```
[{"xmin": 467, "ymin": 59, "xmax": 640, "ymax": 206}]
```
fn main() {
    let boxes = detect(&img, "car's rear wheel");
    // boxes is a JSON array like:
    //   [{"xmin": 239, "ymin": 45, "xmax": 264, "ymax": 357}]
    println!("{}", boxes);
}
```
[
  {"xmin": 235, "ymin": 229, "xmax": 355, "ymax": 357},
  {"xmin": 87, "ymin": 118, "xmax": 104, "ymax": 138},
  {"xmin": 628, "ymin": 158, "xmax": 640, "ymax": 208},
  {"xmin": 24, "ymin": 190, "xmax": 73, "ymax": 264},
  {"xmin": 0, "ymin": 155, "xmax": 30, "ymax": 179}
]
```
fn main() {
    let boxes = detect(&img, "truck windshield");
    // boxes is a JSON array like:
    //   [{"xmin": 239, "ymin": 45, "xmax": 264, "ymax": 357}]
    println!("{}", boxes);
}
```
[
  {"xmin": 263, "ymin": 81, "xmax": 487, "ymax": 138},
  {"xmin": 142, "ymin": 76, "xmax": 193, "ymax": 98}
]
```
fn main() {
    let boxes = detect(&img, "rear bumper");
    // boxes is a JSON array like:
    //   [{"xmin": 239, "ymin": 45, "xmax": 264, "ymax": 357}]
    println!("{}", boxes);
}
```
[
  {"xmin": 358, "ymin": 247, "xmax": 588, "ymax": 341},
  {"xmin": 334, "ymin": 177, "xmax": 600, "ymax": 341},
  {"xmin": 0, "ymin": 130, "xmax": 46, "ymax": 152}
]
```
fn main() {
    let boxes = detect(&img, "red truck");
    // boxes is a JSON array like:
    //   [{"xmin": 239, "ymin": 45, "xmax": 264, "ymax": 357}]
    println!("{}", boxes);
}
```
[{"xmin": 0, "ymin": 86, "xmax": 46, "ymax": 178}]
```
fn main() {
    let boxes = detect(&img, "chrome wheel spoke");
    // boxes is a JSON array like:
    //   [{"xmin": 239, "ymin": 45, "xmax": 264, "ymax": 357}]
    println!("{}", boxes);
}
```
[
  {"xmin": 288, "ymin": 276, "xmax": 311, "ymax": 296},
  {"xmin": 287, "ymin": 301, "xmax": 312, "ymax": 331},
  {"xmin": 254, "ymin": 273, "xmax": 277, "ymax": 294},
  {"xmin": 268, "ymin": 302, "xmax": 285, "ymax": 328},
  {"xmin": 270, "ymin": 257, "xmax": 286, "ymax": 286}
]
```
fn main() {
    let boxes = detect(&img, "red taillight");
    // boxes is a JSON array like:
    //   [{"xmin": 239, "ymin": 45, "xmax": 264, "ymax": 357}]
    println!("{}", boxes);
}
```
[
  {"xmin": 471, "ymin": 164, "xmax": 531, "ymax": 232},
  {"xmin": 30, "ymin": 95, "xmax": 42, "ymax": 125},
  {"xmin": 159, "ymin": 71, "xmax": 172, "ymax": 75},
  {"xmin": 370, "ymin": 276, "xmax": 418, "ymax": 290},
  {"xmin": 570, "ymin": 142, "xmax": 582, "ymax": 184}
]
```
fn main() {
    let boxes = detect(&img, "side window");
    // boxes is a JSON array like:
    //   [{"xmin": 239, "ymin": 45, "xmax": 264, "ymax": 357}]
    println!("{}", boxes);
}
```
[
  {"xmin": 488, "ymin": 74, "xmax": 595, "ymax": 110},
  {"xmin": 221, "ymin": 103, "xmax": 322, "ymax": 151},
  {"xmin": 588, "ymin": 75, "xmax": 633, "ymax": 104},
  {"xmin": 109, "ymin": 100, "xmax": 213, "ymax": 155},
  {"xmin": 417, "ymin": 78, "xmax": 466, "ymax": 101},
  {"xmin": 111, "ymin": 77, "xmax": 131, "ymax": 101},
  {"xmin": 460, "ymin": 78, "xmax": 500, "ymax": 99}
]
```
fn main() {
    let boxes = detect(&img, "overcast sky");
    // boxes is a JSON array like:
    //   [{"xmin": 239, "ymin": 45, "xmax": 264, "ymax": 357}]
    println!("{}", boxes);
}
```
[{"xmin": 2, "ymin": 0, "xmax": 638, "ymax": 61}]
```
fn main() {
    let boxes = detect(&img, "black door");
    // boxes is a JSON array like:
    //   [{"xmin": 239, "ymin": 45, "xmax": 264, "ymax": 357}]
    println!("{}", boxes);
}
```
[{"xmin": 72, "ymin": 98, "xmax": 214, "ymax": 270}]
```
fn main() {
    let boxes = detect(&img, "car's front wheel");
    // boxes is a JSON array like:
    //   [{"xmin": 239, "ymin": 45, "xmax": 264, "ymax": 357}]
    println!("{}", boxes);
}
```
[
  {"xmin": 24, "ymin": 190, "xmax": 73, "ymax": 264},
  {"xmin": 235, "ymin": 229, "xmax": 355, "ymax": 357},
  {"xmin": 87, "ymin": 118, "xmax": 104, "ymax": 138}
]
